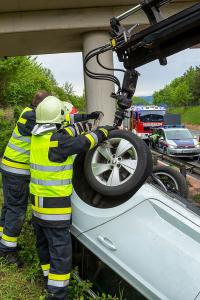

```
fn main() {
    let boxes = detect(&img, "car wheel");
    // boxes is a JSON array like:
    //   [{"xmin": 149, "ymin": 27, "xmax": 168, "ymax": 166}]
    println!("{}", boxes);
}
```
[
  {"xmin": 151, "ymin": 165, "xmax": 188, "ymax": 198},
  {"xmin": 84, "ymin": 130, "xmax": 153, "ymax": 197},
  {"xmin": 145, "ymin": 139, "xmax": 150, "ymax": 147}
]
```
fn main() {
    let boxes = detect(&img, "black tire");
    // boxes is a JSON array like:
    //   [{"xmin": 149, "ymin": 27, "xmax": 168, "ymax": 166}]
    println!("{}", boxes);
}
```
[
  {"xmin": 145, "ymin": 139, "xmax": 150, "ymax": 147},
  {"xmin": 152, "ymin": 165, "xmax": 188, "ymax": 198},
  {"xmin": 84, "ymin": 130, "xmax": 153, "ymax": 197}
]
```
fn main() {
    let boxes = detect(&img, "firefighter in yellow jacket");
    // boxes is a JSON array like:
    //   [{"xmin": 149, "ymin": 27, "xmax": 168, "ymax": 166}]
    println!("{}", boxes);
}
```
[
  {"xmin": 30, "ymin": 96, "xmax": 113, "ymax": 300},
  {"xmin": 0, "ymin": 91, "xmax": 50, "ymax": 264},
  {"xmin": 0, "ymin": 92, "xmax": 102, "ymax": 265}
]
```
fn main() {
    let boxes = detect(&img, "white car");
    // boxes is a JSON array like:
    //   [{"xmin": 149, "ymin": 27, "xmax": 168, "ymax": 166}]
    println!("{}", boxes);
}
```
[
  {"xmin": 155, "ymin": 127, "xmax": 200, "ymax": 158},
  {"xmin": 71, "ymin": 151, "xmax": 200, "ymax": 300}
]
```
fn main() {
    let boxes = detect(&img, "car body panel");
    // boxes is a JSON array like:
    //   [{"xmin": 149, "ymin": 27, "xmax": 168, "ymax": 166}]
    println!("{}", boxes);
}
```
[
  {"xmin": 196, "ymin": 294, "xmax": 200, "ymax": 300},
  {"xmin": 71, "ymin": 184, "xmax": 200, "ymax": 300},
  {"xmin": 71, "ymin": 183, "xmax": 162, "ymax": 236}
]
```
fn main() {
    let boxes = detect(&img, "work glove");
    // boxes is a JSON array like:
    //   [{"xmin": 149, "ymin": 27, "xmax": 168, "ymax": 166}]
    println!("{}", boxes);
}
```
[
  {"xmin": 81, "ymin": 121, "xmax": 93, "ymax": 133},
  {"xmin": 98, "ymin": 125, "xmax": 115, "ymax": 132},
  {"xmin": 96, "ymin": 125, "xmax": 115, "ymax": 141},
  {"xmin": 73, "ymin": 121, "xmax": 92, "ymax": 135},
  {"xmin": 89, "ymin": 111, "xmax": 104, "ymax": 120}
]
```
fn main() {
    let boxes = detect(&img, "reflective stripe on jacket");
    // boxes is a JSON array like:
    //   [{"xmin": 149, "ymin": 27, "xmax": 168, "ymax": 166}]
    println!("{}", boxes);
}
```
[
  {"xmin": 30, "ymin": 132, "xmax": 73, "ymax": 198},
  {"xmin": 30, "ymin": 131, "xmax": 73, "ymax": 223},
  {"xmin": 30, "ymin": 125, "xmax": 102, "ymax": 224},
  {"xmin": 31, "ymin": 195, "xmax": 72, "ymax": 222},
  {"xmin": 1, "ymin": 107, "xmax": 33, "ymax": 174}
]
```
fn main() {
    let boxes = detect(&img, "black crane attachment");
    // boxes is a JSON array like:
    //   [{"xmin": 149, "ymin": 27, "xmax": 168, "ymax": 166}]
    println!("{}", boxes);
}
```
[{"xmin": 84, "ymin": 0, "xmax": 200, "ymax": 126}]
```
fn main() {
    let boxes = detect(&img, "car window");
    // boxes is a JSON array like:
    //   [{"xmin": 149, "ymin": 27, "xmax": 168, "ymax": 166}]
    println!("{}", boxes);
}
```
[
  {"xmin": 139, "ymin": 110, "xmax": 165, "ymax": 122},
  {"xmin": 165, "ymin": 129, "xmax": 193, "ymax": 140}
]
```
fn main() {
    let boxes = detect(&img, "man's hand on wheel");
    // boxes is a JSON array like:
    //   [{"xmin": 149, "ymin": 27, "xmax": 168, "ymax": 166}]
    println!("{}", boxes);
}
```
[
  {"xmin": 96, "ymin": 125, "xmax": 115, "ymax": 140},
  {"xmin": 98, "ymin": 125, "xmax": 115, "ymax": 132}
]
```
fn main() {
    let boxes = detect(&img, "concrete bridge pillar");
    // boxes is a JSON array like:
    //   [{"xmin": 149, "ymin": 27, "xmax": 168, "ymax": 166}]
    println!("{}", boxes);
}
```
[{"xmin": 83, "ymin": 31, "xmax": 115, "ymax": 125}]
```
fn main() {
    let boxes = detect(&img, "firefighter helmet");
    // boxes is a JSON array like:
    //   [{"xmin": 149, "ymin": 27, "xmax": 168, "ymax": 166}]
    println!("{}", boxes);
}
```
[{"xmin": 36, "ymin": 96, "xmax": 65, "ymax": 124}]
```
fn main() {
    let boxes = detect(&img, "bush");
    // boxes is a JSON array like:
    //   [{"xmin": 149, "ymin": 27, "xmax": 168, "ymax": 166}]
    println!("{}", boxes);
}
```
[
  {"xmin": 0, "ymin": 115, "xmax": 15, "ymax": 156},
  {"xmin": 13, "ymin": 105, "xmax": 24, "ymax": 121}
]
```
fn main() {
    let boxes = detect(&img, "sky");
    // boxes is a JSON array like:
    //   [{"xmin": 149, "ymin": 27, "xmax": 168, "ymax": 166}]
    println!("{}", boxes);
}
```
[{"xmin": 36, "ymin": 48, "xmax": 200, "ymax": 97}]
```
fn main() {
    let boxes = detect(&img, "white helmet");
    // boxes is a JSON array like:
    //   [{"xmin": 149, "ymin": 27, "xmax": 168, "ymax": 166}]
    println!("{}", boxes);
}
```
[
  {"xmin": 36, "ymin": 96, "xmax": 65, "ymax": 124},
  {"xmin": 63, "ymin": 101, "xmax": 78, "ymax": 114}
]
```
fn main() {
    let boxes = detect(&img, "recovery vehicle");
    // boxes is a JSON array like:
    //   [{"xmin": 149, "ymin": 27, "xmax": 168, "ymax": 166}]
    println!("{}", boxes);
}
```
[{"xmin": 125, "ymin": 105, "xmax": 166, "ymax": 141}]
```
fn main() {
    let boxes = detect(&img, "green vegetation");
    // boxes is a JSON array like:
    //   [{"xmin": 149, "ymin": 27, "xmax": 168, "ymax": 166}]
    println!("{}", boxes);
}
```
[
  {"xmin": 0, "ymin": 56, "xmax": 86, "ymax": 110},
  {"xmin": 0, "ymin": 56, "xmax": 87, "ymax": 157},
  {"xmin": 152, "ymin": 65, "xmax": 200, "ymax": 125},
  {"xmin": 132, "ymin": 96, "xmax": 149, "ymax": 105},
  {"xmin": 0, "ymin": 259, "xmax": 44, "ymax": 300},
  {"xmin": 0, "ymin": 113, "xmax": 15, "ymax": 157},
  {"xmin": 168, "ymin": 106, "xmax": 200, "ymax": 125},
  {"xmin": 193, "ymin": 193, "xmax": 200, "ymax": 204},
  {"xmin": 153, "ymin": 66, "xmax": 200, "ymax": 107}
]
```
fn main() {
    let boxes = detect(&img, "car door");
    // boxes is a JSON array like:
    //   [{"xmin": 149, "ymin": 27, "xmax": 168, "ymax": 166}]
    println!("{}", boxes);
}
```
[
  {"xmin": 71, "ymin": 183, "xmax": 154, "ymax": 236},
  {"xmin": 76, "ymin": 186, "xmax": 200, "ymax": 300}
]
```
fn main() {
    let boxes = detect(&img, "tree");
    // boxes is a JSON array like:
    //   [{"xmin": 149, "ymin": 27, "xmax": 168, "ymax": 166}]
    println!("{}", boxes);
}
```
[
  {"xmin": 0, "ymin": 57, "xmax": 27, "ymax": 106},
  {"xmin": 0, "ymin": 56, "xmax": 58, "ymax": 107},
  {"xmin": 64, "ymin": 90, "xmax": 86, "ymax": 112},
  {"xmin": 189, "ymin": 67, "xmax": 200, "ymax": 104},
  {"xmin": 63, "ymin": 82, "xmax": 75, "ymax": 95},
  {"xmin": 0, "ymin": 56, "xmax": 86, "ymax": 111},
  {"xmin": 153, "ymin": 85, "xmax": 172, "ymax": 106},
  {"xmin": 132, "ymin": 96, "xmax": 149, "ymax": 105},
  {"xmin": 172, "ymin": 81, "xmax": 193, "ymax": 106},
  {"xmin": 153, "ymin": 65, "xmax": 200, "ymax": 107}
]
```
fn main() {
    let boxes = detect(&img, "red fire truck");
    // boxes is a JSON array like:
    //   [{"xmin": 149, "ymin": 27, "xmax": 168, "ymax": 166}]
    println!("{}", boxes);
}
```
[{"xmin": 124, "ymin": 105, "xmax": 166, "ymax": 142}]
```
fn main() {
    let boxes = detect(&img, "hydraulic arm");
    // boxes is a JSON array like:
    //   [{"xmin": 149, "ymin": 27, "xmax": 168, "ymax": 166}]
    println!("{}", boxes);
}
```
[{"xmin": 84, "ymin": 0, "xmax": 200, "ymax": 126}]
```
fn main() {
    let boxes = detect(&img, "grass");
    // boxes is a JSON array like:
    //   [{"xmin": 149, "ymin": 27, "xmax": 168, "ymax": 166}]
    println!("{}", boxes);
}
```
[
  {"xmin": 0, "ymin": 259, "xmax": 44, "ymax": 300},
  {"xmin": 0, "ymin": 108, "xmax": 14, "ymax": 120},
  {"xmin": 193, "ymin": 193, "xmax": 200, "ymax": 204},
  {"xmin": 168, "ymin": 106, "xmax": 200, "ymax": 125},
  {"xmin": 0, "ymin": 174, "xmax": 119, "ymax": 300}
]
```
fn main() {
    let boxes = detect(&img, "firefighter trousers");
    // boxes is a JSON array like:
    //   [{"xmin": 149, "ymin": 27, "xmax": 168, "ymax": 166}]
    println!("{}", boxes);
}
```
[
  {"xmin": 33, "ymin": 221, "xmax": 72, "ymax": 300},
  {"xmin": 0, "ymin": 172, "xmax": 30, "ymax": 252}
]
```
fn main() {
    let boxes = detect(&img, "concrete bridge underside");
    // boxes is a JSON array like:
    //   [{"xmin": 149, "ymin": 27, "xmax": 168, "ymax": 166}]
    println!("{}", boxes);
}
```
[{"xmin": 0, "ymin": 0, "xmax": 197, "ymax": 123}]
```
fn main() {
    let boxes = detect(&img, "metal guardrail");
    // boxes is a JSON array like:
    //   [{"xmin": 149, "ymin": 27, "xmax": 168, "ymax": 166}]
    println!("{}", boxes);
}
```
[
  {"xmin": 72, "ymin": 271, "xmax": 98, "ymax": 299},
  {"xmin": 151, "ymin": 149, "xmax": 200, "ymax": 177}
]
